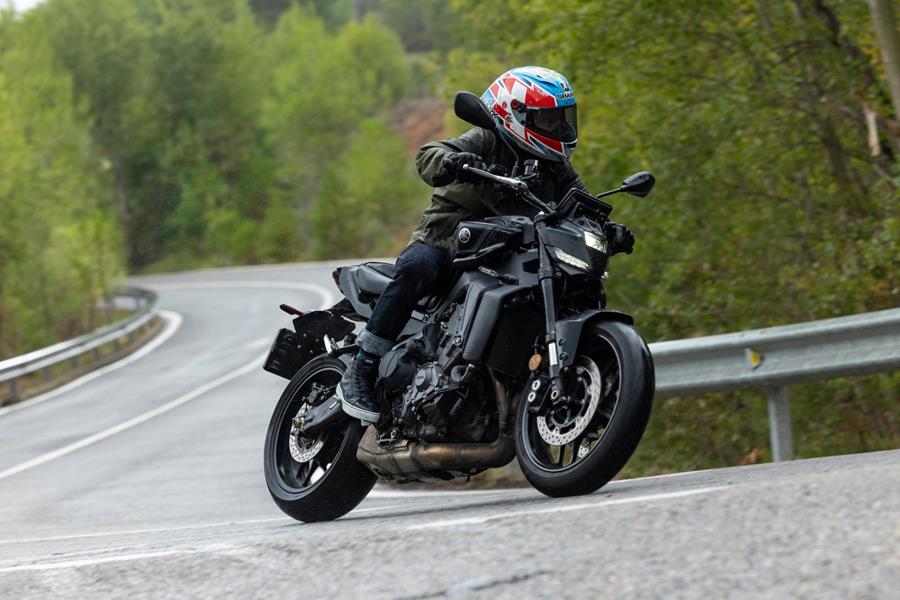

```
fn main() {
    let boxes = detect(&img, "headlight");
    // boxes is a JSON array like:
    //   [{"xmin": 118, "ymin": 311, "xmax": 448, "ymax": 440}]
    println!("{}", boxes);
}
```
[
  {"xmin": 553, "ymin": 247, "xmax": 591, "ymax": 270},
  {"xmin": 583, "ymin": 230, "xmax": 607, "ymax": 253}
]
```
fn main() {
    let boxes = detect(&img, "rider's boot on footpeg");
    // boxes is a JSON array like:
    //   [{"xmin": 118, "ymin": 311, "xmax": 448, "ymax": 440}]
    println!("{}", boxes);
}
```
[{"xmin": 337, "ymin": 350, "xmax": 381, "ymax": 423}]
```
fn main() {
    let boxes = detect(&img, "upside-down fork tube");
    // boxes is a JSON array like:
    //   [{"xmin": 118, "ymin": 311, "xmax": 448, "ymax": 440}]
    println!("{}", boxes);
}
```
[
  {"xmin": 535, "ymin": 220, "xmax": 564, "ymax": 399},
  {"xmin": 356, "ymin": 376, "xmax": 516, "ymax": 475}
]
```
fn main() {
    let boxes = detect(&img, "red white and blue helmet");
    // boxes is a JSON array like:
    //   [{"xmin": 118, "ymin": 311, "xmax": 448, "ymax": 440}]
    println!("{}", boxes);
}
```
[{"xmin": 481, "ymin": 66, "xmax": 577, "ymax": 162}]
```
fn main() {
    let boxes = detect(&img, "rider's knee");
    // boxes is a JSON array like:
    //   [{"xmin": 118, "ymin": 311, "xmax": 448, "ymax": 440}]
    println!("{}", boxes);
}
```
[{"xmin": 396, "ymin": 246, "xmax": 443, "ymax": 286}]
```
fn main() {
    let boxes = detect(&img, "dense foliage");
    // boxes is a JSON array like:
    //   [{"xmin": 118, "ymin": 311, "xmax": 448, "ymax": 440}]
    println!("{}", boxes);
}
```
[
  {"xmin": 0, "ymin": 0, "xmax": 427, "ymax": 357},
  {"xmin": 449, "ymin": 0, "xmax": 899, "ymax": 469},
  {"xmin": 0, "ymin": 10, "xmax": 122, "ymax": 358},
  {"xmin": 0, "ymin": 0, "xmax": 895, "ymax": 469}
]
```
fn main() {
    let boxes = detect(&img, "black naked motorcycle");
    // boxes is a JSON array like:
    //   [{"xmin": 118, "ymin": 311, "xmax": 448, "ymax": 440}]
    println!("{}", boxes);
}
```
[{"xmin": 261, "ymin": 92, "xmax": 656, "ymax": 522}]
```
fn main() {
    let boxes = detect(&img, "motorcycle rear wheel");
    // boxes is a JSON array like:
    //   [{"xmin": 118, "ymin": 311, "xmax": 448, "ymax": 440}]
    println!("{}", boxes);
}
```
[
  {"xmin": 515, "ymin": 320, "xmax": 654, "ymax": 497},
  {"xmin": 264, "ymin": 356, "xmax": 376, "ymax": 522}
]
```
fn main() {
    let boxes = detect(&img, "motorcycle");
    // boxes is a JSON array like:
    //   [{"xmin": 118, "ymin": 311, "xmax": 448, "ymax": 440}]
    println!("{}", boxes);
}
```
[{"xmin": 261, "ymin": 91, "xmax": 656, "ymax": 522}]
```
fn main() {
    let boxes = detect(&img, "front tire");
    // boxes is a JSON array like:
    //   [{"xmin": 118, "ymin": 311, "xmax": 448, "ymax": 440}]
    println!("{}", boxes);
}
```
[
  {"xmin": 515, "ymin": 321, "xmax": 654, "ymax": 497},
  {"xmin": 264, "ymin": 356, "xmax": 376, "ymax": 522}
]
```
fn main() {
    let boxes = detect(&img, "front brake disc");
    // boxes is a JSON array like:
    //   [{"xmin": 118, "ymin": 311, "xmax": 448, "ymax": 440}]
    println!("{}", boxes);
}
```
[{"xmin": 536, "ymin": 356, "xmax": 602, "ymax": 446}]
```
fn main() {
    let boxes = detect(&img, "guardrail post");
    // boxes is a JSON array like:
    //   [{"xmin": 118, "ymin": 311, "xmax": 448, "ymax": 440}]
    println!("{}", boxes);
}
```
[
  {"xmin": 9, "ymin": 379, "xmax": 18, "ymax": 403},
  {"xmin": 766, "ymin": 386, "xmax": 794, "ymax": 461}
]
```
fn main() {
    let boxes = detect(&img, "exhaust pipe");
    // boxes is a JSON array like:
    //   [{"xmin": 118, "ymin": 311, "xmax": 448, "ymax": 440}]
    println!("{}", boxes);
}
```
[
  {"xmin": 356, "ymin": 375, "xmax": 517, "ymax": 476},
  {"xmin": 357, "ymin": 429, "xmax": 515, "ymax": 475}
]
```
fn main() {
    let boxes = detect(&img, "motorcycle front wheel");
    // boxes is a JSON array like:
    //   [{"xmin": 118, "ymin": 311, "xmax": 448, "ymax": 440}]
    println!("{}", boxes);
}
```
[
  {"xmin": 514, "ymin": 320, "xmax": 654, "ymax": 497},
  {"xmin": 264, "ymin": 356, "xmax": 376, "ymax": 522}
]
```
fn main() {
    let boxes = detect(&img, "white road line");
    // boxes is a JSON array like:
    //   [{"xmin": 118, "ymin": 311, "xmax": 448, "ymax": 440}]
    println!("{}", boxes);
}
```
[
  {"xmin": 369, "ymin": 487, "xmax": 524, "ymax": 499},
  {"xmin": 0, "ymin": 310, "xmax": 184, "ymax": 418},
  {"xmin": 130, "ymin": 258, "xmax": 390, "ymax": 280},
  {"xmin": 0, "ymin": 351, "xmax": 267, "ymax": 483},
  {"xmin": 406, "ymin": 486, "xmax": 727, "ymax": 530},
  {"xmin": 616, "ymin": 468, "xmax": 710, "ymax": 484},
  {"xmin": 0, "ymin": 490, "xmax": 728, "ymax": 572},
  {"xmin": 0, "ymin": 504, "xmax": 402, "ymax": 546},
  {"xmin": 0, "ymin": 517, "xmax": 287, "ymax": 546},
  {"xmin": 147, "ymin": 280, "xmax": 337, "ymax": 308},
  {"xmin": 0, "ymin": 281, "xmax": 334, "ymax": 481},
  {"xmin": 0, "ymin": 550, "xmax": 202, "ymax": 574}
]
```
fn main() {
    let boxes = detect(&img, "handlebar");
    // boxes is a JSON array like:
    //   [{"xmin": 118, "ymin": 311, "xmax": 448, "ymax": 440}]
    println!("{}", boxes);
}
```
[
  {"xmin": 461, "ymin": 164, "xmax": 553, "ymax": 214},
  {"xmin": 461, "ymin": 164, "xmax": 529, "ymax": 192}
]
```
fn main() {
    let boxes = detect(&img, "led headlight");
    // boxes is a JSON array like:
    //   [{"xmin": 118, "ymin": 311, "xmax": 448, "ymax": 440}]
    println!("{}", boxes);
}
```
[
  {"xmin": 553, "ymin": 247, "xmax": 590, "ymax": 270},
  {"xmin": 583, "ymin": 230, "xmax": 607, "ymax": 253}
]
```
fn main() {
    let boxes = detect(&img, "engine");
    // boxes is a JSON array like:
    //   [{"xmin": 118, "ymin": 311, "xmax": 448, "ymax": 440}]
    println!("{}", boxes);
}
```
[{"xmin": 376, "ymin": 311, "xmax": 496, "ymax": 443}]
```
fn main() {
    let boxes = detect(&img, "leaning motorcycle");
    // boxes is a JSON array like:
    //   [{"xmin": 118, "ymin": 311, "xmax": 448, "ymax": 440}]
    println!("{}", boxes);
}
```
[{"xmin": 261, "ymin": 92, "xmax": 655, "ymax": 522}]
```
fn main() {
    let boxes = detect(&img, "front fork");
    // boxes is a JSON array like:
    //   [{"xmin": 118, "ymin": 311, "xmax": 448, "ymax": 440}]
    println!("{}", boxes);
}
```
[{"xmin": 535, "ymin": 220, "xmax": 564, "ymax": 404}]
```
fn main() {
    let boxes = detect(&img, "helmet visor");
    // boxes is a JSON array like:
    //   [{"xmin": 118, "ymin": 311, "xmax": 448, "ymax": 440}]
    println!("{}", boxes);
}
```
[{"xmin": 526, "ymin": 105, "xmax": 577, "ymax": 143}]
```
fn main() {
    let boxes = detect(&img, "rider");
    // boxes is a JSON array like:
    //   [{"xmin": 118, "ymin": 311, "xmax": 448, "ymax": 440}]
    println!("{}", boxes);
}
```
[{"xmin": 339, "ymin": 66, "xmax": 635, "ymax": 423}]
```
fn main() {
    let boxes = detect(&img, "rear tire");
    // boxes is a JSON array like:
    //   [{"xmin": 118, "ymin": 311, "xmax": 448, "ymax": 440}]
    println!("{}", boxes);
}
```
[
  {"xmin": 264, "ymin": 356, "xmax": 376, "ymax": 522},
  {"xmin": 515, "ymin": 321, "xmax": 654, "ymax": 497}
]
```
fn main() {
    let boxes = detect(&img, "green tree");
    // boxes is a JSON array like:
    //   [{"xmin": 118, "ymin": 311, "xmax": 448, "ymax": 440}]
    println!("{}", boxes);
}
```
[
  {"xmin": 262, "ymin": 7, "xmax": 414, "ymax": 253},
  {"xmin": 0, "ymin": 9, "xmax": 122, "ymax": 357},
  {"xmin": 310, "ymin": 118, "xmax": 425, "ymax": 258},
  {"xmin": 450, "ymin": 0, "xmax": 900, "ymax": 469}
]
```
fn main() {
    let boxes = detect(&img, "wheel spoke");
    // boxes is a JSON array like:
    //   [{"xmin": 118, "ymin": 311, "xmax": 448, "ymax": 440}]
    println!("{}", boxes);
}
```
[
  {"xmin": 298, "ymin": 461, "xmax": 315, "ymax": 486},
  {"xmin": 272, "ymin": 363, "xmax": 346, "ymax": 492}
]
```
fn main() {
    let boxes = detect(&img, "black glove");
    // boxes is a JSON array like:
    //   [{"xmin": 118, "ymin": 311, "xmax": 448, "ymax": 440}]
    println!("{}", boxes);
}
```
[
  {"xmin": 442, "ymin": 152, "xmax": 488, "ymax": 184},
  {"xmin": 605, "ymin": 221, "xmax": 635, "ymax": 255}
]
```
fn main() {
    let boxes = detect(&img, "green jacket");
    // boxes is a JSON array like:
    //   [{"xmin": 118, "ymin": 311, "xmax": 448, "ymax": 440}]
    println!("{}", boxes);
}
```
[{"xmin": 409, "ymin": 127, "xmax": 587, "ymax": 250}]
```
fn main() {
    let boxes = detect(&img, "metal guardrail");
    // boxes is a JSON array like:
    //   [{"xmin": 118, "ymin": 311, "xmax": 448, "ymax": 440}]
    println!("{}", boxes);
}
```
[
  {"xmin": 0, "ymin": 287, "xmax": 158, "ymax": 403},
  {"xmin": 650, "ymin": 307, "xmax": 900, "ymax": 461},
  {"xmin": 1, "ymin": 283, "xmax": 895, "ymax": 462}
]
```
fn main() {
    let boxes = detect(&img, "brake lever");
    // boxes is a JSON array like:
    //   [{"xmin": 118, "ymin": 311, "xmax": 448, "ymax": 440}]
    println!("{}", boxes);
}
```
[{"xmin": 462, "ymin": 164, "xmax": 528, "ymax": 192}]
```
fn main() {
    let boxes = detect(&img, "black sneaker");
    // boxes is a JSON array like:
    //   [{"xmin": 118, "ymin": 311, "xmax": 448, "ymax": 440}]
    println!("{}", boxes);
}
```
[{"xmin": 337, "ymin": 353, "xmax": 381, "ymax": 423}]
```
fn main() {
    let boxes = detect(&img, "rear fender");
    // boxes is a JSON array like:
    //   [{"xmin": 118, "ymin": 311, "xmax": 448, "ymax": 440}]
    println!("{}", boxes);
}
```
[
  {"xmin": 555, "ymin": 309, "xmax": 634, "ymax": 368},
  {"xmin": 263, "ymin": 310, "xmax": 355, "ymax": 380}
]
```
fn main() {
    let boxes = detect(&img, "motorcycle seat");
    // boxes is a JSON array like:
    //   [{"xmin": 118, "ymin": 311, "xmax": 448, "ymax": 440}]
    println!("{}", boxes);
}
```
[
  {"xmin": 354, "ymin": 262, "xmax": 442, "ymax": 311},
  {"xmin": 355, "ymin": 262, "xmax": 394, "ymax": 296}
]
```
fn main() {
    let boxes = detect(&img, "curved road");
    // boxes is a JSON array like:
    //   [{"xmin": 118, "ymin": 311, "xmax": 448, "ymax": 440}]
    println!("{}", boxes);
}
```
[{"xmin": 0, "ymin": 262, "xmax": 896, "ymax": 598}]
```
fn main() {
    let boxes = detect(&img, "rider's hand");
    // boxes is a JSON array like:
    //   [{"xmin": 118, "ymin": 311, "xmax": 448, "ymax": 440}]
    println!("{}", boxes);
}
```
[
  {"xmin": 442, "ymin": 152, "xmax": 488, "ymax": 184},
  {"xmin": 605, "ymin": 222, "xmax": 635, "ymax": 255}
]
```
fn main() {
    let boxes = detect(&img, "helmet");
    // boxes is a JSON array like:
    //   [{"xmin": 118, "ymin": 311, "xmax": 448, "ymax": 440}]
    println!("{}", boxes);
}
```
[{"xmin": 481, "ymin": 66, "xmax": 577, "ymax": 162}]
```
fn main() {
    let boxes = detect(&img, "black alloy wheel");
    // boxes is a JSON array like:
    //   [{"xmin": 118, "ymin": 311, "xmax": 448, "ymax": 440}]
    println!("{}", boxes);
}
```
[
  {"xmin": 515, "ymin": 321, "xmax": 654, "ymax": 497},
  {"xmin": 264, "ymin": 356, "xmax": 375, "ymax": 522}
]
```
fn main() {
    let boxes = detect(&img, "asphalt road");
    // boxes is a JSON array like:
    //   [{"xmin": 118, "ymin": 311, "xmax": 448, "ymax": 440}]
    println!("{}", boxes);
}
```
[{"xmin": 0, "ymin": 262, "xmax": 896, "ymax": 599}]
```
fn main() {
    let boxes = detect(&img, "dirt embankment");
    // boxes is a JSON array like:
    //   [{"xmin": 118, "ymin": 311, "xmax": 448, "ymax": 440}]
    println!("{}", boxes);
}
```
[{"xmin": 389, "ymin": 95, "xmax": 449, "ymax": 157}]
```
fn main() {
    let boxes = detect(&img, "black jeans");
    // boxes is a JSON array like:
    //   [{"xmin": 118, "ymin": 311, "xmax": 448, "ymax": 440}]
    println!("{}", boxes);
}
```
[{"xmin": 357, "ymin": 243, "xmax": 450, "ymax": 357}]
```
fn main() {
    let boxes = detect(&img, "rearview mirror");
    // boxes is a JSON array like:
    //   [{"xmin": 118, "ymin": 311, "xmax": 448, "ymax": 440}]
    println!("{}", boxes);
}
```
[
  {"xmin": 454, "ymin": 91, "xmax": 496, "ymax": 131},
  {"xmin": 621, "ymin": 171, "xmax": 655, "ymax": 197}
]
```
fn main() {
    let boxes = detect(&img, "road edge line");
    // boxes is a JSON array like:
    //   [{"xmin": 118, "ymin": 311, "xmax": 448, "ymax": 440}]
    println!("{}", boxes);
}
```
[
  {"xmin": 0, "ymin": 310, "xmax": 184, "ymax": 419},
  {"xmin": 0, "ymin": 350, "xmax": 268, "ymax": 482}
]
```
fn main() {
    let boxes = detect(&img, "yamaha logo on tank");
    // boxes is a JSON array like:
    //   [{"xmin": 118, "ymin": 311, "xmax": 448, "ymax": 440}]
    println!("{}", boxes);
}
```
[{"xmin": 458, "ymin": 227, "xmax": 471, "ymax": 244}]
